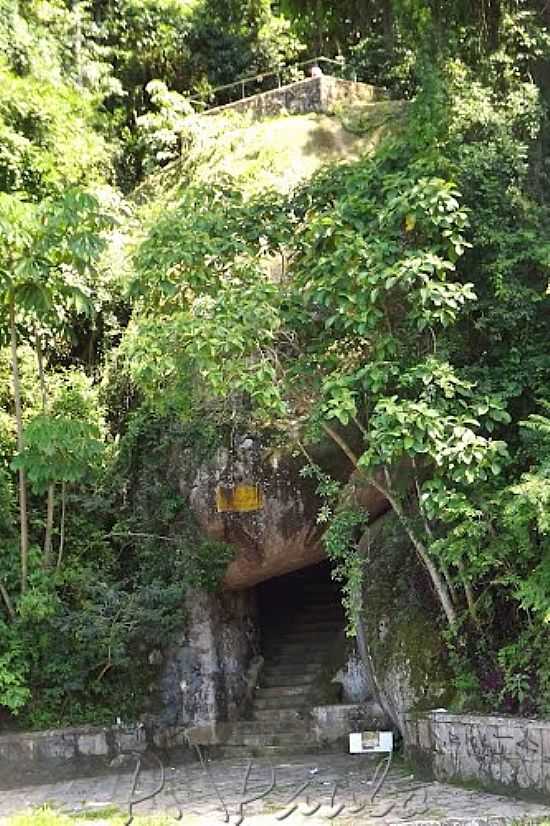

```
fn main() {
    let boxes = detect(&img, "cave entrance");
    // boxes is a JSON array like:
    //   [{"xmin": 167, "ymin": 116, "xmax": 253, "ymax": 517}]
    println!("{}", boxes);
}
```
[
  {"xmin": 215, "ymin": 561, "xmax": 383, "ymax": 754},
  {"xmin": 250, "ymin": 561, "xmax": 348, "ymax": 724},
  {"xmin": 257, "ymin": 559, "xmax": 344, "ymax": 641}
]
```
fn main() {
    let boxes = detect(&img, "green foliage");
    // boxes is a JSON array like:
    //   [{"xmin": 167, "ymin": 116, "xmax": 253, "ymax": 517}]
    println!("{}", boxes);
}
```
[
  {"xmin": 108, "ymin": 405, "xmax": 233, "ymax": 594},
  {"xmin": 0, "ymin": 60, "xmax": 111, "ymax": 198},
  {"xmin": 12, "ymin": 415, "xmax": 104, "ymax": 493},
  {"xmin": 301, "ymin": 462, "xmax": 367, "ymax": 634},
  {"xmin": 2, "ymin": 0, "xmax": 550, "ymax": 730},
  {"xmin": 0, "ymin": 0, "xmax": 113, "ymax": 199},
  {"xmin": 0, "ymin": 187, "xmax": 112, "ymax": 335},
  {"xmin": 97, "ymin": 0, "xmax": 303, "ymax": 186},
  {"xmin": 0, "ymin": 619, "xmax": 30, "ymax": 713},
  {"xmin": 322, "ymin": 508, "xmax": 367, "ymax": 635},
  {"xmin": 125, "ymin": 14, "xmax": 550, "ymax": 714}
]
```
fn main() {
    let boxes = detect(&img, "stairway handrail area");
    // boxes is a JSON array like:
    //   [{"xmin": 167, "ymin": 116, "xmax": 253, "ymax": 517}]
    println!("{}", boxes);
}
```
[{"xmin": 188, "ymin": 55, "xmax": 349, "ymax": 113}]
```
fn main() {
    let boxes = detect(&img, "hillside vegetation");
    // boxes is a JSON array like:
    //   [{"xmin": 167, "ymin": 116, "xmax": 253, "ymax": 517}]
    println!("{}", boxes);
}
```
[{"xmin": 0, "ymin": 0, "xmax": 550, "ymax": 728}]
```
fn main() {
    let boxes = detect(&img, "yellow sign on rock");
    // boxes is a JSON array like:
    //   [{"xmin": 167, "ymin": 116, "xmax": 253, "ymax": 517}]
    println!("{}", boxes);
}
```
[{"xmin": 216, "ymin": 484, "xmax": 263, "ymax": 513}]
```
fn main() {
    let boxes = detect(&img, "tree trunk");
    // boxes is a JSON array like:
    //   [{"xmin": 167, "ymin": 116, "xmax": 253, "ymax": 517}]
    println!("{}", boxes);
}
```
[
  {"xmin": 381, "ymin": 1, "xmax": 394, "ymax": 55},
  {"xmin": 372, "ymin": 468, "xmax": 457, "ymax": 627},
  {"xmin": 43, "ymin": 486, "xmax": 55, "ymax": 568},
  {"xmin": 458, "ymin": 558, "xmax": 480, "ymax": 627},
  {"xmin": 321, "ymin": 424, "xmax": 457, "ymax": 627},
  {"xmin": 413, "ymin": 467, "xmax": 456, "ymax": 604},
  {"xmin": 10, "ymin": 300, "xmax": 29, "ymax": 595},
  {"xmin": 73, "ymin": 0, "xmax": 83, "ymax": 84},
  {"xmin": 56, "ymin": 482, "xmax": 67, "ymax": 571},
  {"xmin": 36, "ymin": 333, "xmax": 55, "ymax": 569},
  {"xmin": 0, "ymin": 580, "xmax": 15, "ymax": 621}
]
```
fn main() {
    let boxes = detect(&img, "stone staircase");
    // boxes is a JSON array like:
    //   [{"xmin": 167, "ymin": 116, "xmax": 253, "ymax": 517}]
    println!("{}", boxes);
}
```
[{"xmin": 221, "ymin": 580, "xmax": 346, "ymax": 757}]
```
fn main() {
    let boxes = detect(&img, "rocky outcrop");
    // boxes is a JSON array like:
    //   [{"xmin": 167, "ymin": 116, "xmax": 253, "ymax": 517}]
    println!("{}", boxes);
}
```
[
  {"xmin": 188, "ymin": 439, "xmax": 325, "ymax": 589},
  {"xmin": 357, "ymin": 513, "xmax": 456, "ymax": 734},
  {"xmin": 154, "ymin": 588, "xmax": 259, "ymax": 734},
  {"xmin": 188, "ymin": 436, "xmax": 389, "ymax": 590}
]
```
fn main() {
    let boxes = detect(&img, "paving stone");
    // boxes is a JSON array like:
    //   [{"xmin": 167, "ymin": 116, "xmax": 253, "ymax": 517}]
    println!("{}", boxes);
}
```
[{"xmin": 0, "ymin": 750, "xmax": 549, "ymax": 824}]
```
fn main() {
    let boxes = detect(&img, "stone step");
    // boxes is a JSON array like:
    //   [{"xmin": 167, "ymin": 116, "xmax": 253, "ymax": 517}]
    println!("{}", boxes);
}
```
[
  {"xmin": 299, "ymin": 598, "xmax": 343, "ymax": 608},
  {"xmin": 224, "ymin": 731, "xmax": 313, "ymax": 748},
  {"xmin": 262, "ymin": 655, "xmax": 326, "ymax": 668},
  {"xmin": 259, "ymin": 672, "xmax": 317, "ymax": 683},
  {"xmin": 260, "ymin": 674, "xmax": 316, "ymax": 688},
  {"xmin": 252, "ymin": 707, "xmax": 308, "ymax": 716},
  {"xmin": 265, "ymin": 631, "xmax": 339, "ymax": 646},
  {"xmin": 255, "ymin": 685, "xmax": 310, "ymax": 699},
  {"xmin": 265, "ymin": 632, "xmax": 336, "ymax": 644},
  {"xmin": 261, "ymin": 661, "xmax": 320, "ymax": 675},
  {"xmin": 295, "ymin": 602, "xmax": 344, "ymax": 620},
  {"xmin": 300, "ymin": 585, "xmax": 340, "ymax": 605},
  {"xmin": 254, "ymin": 696, "xmax": 307, "ymax": 710},
  {"xmin": 226, "ymin": 720, "xmax": 308, "ymax": 736},
  {"xmin": 264, "ymin": 645, "xmax": 328, "ymax": 657},
  {"xmin": 215, "ymin": 743, "xmax": 321, "ymax": 759},
  {"xmin": 290, "ymin": 617, "xmax": 344, "ymax": 629},
  {"xmin": 263, "ymin": 643, "xmax": 333, "ymax": 658}
]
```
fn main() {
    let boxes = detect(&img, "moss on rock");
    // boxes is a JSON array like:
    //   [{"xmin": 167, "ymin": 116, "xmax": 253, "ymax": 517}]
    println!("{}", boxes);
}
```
[{"xmin": 359, "ymin": 512, "xmax": 456, "ymax": 731}]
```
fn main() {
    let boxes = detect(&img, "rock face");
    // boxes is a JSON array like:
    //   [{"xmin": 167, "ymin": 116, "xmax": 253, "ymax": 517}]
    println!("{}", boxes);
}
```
[
  {"xmin": 155, "ymin": 588, "xmax": 259, "ymax": 733},
  {"xmin": 153, "ymin": 434, "xmax": 392, "ymax": 738},
  {"xmin": 188, "ymin": 440, "xmax": 325, "ymax": 589},
  {"xmin": 333, "ymin": 652, "xmax": 373, "ymax": 704},
  {"xmin": 188, "ymin": 436, "xmax": 389, "ymax": 590},
  {"xmin": 357, "ymin": 513, "xmax": 456, "ymax": 734}
]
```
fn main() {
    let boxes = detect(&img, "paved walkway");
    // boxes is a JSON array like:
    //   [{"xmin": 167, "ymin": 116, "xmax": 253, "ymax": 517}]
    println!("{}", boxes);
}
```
[{"xmin": 1, "ymin": 751, "xmax": 549, "ymax": 824}]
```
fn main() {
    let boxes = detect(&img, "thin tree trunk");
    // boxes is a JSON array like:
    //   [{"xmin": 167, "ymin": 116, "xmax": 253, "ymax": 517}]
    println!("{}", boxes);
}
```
[
  {"xmin": 372, "ymin": 468, "xmax": 457, "ymax": 627},
  {"xmin": 381, "ymin": 2, "xmax": 394, "ymax": 56},
  {"xmin": 413, "ymin": 467, "xmax": 456, "ymax": 604},
  {"xmin": 56, "ymin": 482, "xmax": 66, "ymax": 571},
  {"xmin": 321, "ymin": 423, "xmax": 360, "ymax": 467},
  {"xmin": 0, "ymin": 580, "xmax": 15, "ymax": 621},
  {"xmin": 10, "ymin": 300, "xmax": 29, "ymax": 595},
  {"xmin": 73, "ymin": 0, "xmax": 83, "ymax": 84},
  {"xmin": 321, "ymin": 423, "xmax": 457, "ymax": 627},
  {"xmin": 36, "ymin": 334, "xmax": 55, "ymax": 569},
  {"xmin": 458, "ymin": 558, "xmax": 480, "ymax": 627},
  {"xmin": 43, "ymin": 487, "xmax": 55, "ymax": 568}
]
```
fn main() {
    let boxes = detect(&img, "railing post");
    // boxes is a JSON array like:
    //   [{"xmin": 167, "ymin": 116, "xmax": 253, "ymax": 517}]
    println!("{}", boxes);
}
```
[{"xmin": 241, "ymin": 80, "xmax": 245, "ymax": 99}]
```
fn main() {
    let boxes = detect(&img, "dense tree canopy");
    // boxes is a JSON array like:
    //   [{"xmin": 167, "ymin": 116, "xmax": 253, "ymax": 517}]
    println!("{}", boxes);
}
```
[{"xmin": 0, "ymin": 0, "xmax": 549, "ymax": 726}]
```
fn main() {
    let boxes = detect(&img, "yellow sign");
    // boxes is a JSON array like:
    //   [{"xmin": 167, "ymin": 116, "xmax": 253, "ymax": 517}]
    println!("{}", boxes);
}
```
[{"xmin": 216, "ymin": 484, "xmax": 263, "ymax": 513}]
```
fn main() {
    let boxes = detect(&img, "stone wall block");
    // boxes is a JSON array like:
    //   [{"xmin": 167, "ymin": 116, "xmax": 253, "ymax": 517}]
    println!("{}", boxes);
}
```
[
  {"xmin": 537, "ymin": 725, "xmax": 550, "ymax": 761},
  {"xmin": 403, "ymin": 715, "xmax": 419, "ymax": 747},
  {"xmin": 77, "ymin": 731, "xmax": 109, "ymax": 756},
  {"xmin": 113, "ymin": 730, "xmax": 147, "ymax": 753},
  {"xmin": 201, "ymin": 77, "xmax": 385, "ymax": 123},
  {"xmin": 36, "ymin": 734, "xmax": 76, "ymax": 761},
  {"xmin": 404, "ymin": 711, "xmax": 550, "ymax": 796},
  {"xmin": 417, "ymin": 717, "xmax": 433, "ymax": 750}
]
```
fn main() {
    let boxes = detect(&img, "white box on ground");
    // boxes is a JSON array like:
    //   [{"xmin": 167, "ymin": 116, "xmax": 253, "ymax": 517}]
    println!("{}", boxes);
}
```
[{"xmin": 349, "ymin": 731, "xmax": 393, "ymax": 754}]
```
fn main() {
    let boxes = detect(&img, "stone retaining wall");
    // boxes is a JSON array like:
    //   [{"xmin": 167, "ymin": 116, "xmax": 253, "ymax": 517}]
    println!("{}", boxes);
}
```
[
  {"xmin": 0, "ymin": 724, "xmax": 147, "ymax": 774},
  {"xmin": 203, "ymin": 76, "xmax": 384, "ymax": 120},
  {"xmin": 404, "ymin": 710, "xmax": 550, "ymax": 798},
  {"xmin": 311, "ymin": 701, "xmax": 387, "ymax": 747}
]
